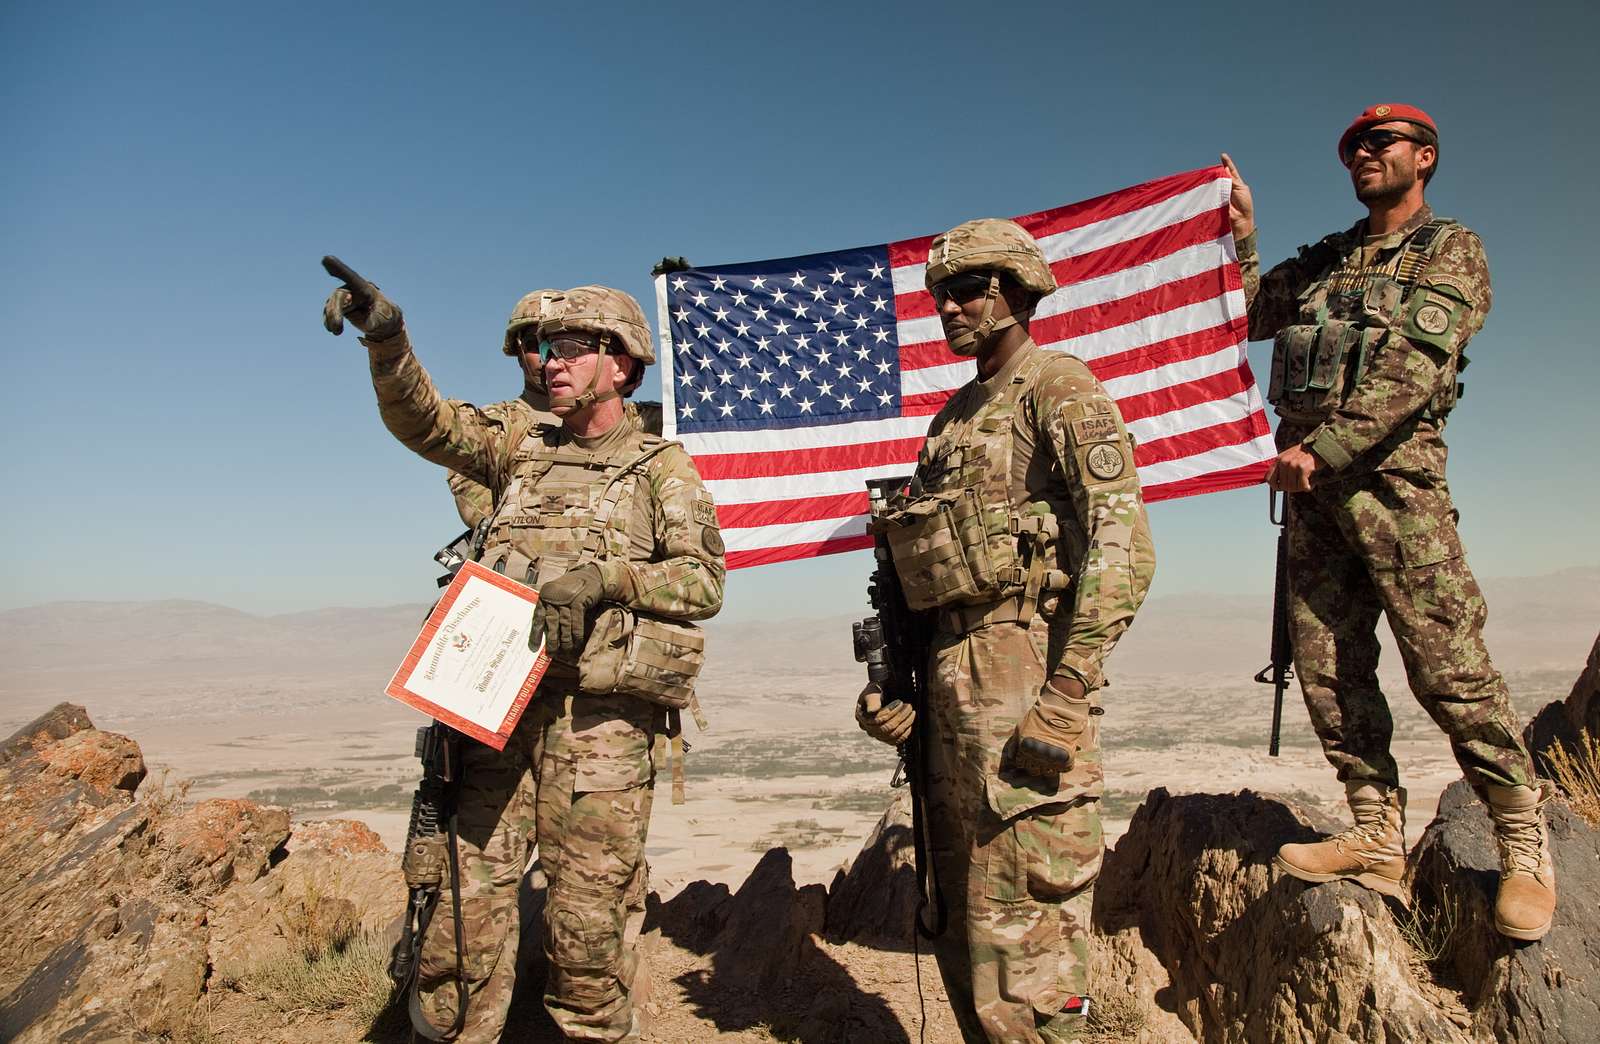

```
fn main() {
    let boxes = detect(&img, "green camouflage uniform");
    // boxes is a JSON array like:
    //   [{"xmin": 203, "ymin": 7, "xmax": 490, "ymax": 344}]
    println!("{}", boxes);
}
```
[
  {"xmin": 1241, "ymin": 206, "xmax": 1534, "ymax": 791},
  {"xmin": 366, "ymin": 330, "xmax": 725, "ymax": 1042},
  {"xmin": 906, "ymin": 339, "xmax": 1154, "ymax": 1043}
]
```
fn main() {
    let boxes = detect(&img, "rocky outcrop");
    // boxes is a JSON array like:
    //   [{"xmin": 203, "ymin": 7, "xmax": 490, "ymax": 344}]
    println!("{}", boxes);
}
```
[
  {"xmin": 1094, "ymin": 787, "xmax": 1472, "ymax": 1043},
  {"xmin": 1526, "ymin": 630, "xmax": 1600, "ymax": 771},
  {"xmin": 1411, "ymin": 780, "xmax": 1600, "ymax": 1043},
  {"xmin": 208, "ymin": 821, "xmax": 403, "ymax": 979},
  {"xmin": 0, "ymin": 703, "xmax": 400, "ymax": 1042},
  {"xmin": 823, "ymin": 788, "xmax": 919, "ymax": 947}
]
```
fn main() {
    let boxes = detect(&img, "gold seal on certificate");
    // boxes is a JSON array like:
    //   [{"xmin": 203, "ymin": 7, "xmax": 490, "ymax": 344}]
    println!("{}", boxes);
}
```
[{"xmin": 385, "ymin": 560, "xmax": 551, "ymax": 749}]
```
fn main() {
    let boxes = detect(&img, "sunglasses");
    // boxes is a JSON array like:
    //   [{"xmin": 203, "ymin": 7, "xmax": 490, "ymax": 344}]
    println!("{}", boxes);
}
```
[
  {"xmin": 930, "ymin": 271, "xmax": 994, "ymax": 306},
  {"xmin": 1341, "ymin": 128, "xmax": 1423, "ymax": 167},
  {"xmin": 530, "ymin": 333, "xmax": 606, "ymax": 364}
]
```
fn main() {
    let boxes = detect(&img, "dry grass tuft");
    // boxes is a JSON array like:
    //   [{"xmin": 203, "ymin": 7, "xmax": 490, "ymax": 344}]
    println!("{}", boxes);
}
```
[
  {"xmin": 1545, "ymin": 727, "xmax": 1600, "ymax": 827},
  {"xmin": 1083, "ymin": 989, "xmax": 1148, "ymax": 1042},
  {"xmin": 1396, "ymin": 879, "xmax": 1461, "ymax": 966},
  {"xmin": 225, "ymin": 878, "xmax": 392, "ymax": 1022},
  {"xmin": 229, "ymin": 928, "xmax": 393, "ymax": 1022}
]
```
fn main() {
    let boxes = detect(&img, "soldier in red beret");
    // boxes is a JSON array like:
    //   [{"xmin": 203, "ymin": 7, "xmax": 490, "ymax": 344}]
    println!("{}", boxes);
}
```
[{"xmin": 1222, "ymin": 107, "xmax": 1557, "ymax": 941}]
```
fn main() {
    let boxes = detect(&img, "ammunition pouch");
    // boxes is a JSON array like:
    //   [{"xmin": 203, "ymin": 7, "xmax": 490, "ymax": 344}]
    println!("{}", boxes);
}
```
[
  {"xmin": 1269, "ymin": 320, "xmax": 1370, "ymax": 423},
  {"xmin": 577, "ymin": 606, "xmax": 704, "ymax": 709},
  {"xmin": 881, "ymin": 487, "xmax": 1023, "ymax": 611}
]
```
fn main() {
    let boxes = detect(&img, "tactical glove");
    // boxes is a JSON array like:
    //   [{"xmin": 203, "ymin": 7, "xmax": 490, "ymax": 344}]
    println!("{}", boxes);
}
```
[
  {"xmin": 321, "ymin": 255, "xmax": 405, "ymax": 341},
  {"xmin": 650, "ymin": 256, "xmax": 693, "ymax": 277},
  {"xmin": 533, "ymin": 564, "xmax": 607, "ymax": 661},
  {"xmin": 1010, "ymin": 675, "xmax": 1093, "ymax": 777},
  {"xmin": 855, "ymin": 684, "xmax": 915, "ymax": 747}
]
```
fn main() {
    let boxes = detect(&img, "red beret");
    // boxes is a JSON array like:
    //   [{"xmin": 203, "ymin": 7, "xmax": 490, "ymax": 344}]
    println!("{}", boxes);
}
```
[{"xmin": 1338, "ymin": 104, "xmax": 1437, "ymax": 160}]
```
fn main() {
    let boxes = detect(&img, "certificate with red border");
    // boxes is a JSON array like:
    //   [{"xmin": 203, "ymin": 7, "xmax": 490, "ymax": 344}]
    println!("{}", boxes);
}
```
[{"xmin": 385, "ymin": 560, "xmax": 551, "ymax": 750}]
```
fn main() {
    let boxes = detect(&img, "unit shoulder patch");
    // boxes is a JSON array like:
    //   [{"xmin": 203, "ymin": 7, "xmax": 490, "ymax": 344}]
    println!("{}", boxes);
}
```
[
  {"xmin": 1414, "ymin": 303, "xmax": 1450, "ymax": 335},
  {"xmin": 1084, "ymin": 443, "xmax": 1125, "ymax": 481}
]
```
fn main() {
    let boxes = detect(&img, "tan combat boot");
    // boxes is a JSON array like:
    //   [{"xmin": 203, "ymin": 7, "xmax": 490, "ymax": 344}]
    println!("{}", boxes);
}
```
[
  {"xmin": 1484, "ymin": 781, "xmax": 1557, "ymax": 941},
  {"xmin": 1276, "ymin": 782, "xmax": 1408, "ymax": 901}
]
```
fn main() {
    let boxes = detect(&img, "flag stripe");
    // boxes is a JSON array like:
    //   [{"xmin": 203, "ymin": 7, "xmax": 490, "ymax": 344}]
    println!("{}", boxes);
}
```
[
  {"xmin": 726, "ymin": 533, "xmax": 876, "ymax": 571},
  {"xmin": 694, "ymin": 435, "xmax": 925, "ymax": 482}
]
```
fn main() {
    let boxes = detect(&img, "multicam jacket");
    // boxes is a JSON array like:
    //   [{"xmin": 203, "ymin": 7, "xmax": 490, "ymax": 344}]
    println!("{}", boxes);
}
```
[
  {"xmin": 365, "ymin": 333, "xmax": 724, "ymax": 646},
  {"xmin": 907, "ymin": 339, "xmax": 1154, "ymax": 691}
]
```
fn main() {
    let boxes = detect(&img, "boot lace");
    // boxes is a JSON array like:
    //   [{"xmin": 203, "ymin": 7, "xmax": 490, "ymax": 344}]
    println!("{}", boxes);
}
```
[{"xmin": 1495, "ymin": 820, "xmax": 1545, "ymax": 877}]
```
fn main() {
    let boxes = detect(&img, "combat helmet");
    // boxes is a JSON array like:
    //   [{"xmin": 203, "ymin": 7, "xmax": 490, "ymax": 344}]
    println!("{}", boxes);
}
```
[
  {"xmin": 925, "ymin": 218, "xmax": 1056, "ymax": 356},
  {"xmin": 539, "ymin": 285, "xmax": 655, "ymax": 410},
  {"xmin": 502, "ymin": 289, "xmax": 562, "ymax": 356},
  {"xmin": 540, "ymin": 285, "xmax": 655, "ymax": 364}
]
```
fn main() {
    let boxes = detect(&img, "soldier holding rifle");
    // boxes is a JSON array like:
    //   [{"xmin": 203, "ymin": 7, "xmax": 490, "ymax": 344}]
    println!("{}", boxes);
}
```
[
  {"xmin": 1226, "ymin": 103, "xmax": 1556, "ymax": 940},
  {"xmin": 855, "ymin": 220, "xmax": 1154, "ymax": 1042}
]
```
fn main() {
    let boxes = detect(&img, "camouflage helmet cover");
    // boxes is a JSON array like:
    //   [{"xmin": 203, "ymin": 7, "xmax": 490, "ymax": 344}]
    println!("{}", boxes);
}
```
[
  {"xmin": 502, "ymin": 289, "xmax": 561, "ymax": 356},
  {"xmin": 540, "ymin": 285, "xmax": 655, "ymax": 364},
  {"xmin": 924, "ymin": 218, "xmax": 1056, "ymax": 297}
]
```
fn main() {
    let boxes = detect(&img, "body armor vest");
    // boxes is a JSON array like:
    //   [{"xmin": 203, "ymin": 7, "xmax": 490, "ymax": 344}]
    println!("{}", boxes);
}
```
[
  {"xmin": 473, "ymin": 424, "xmax": 704, "ymax": 715},
  {"xmin": 1268, "ymin": 218, "xmax": 1462, "ymax": 424},
  {"xmin": 885, "ymin": 348, "xmax": 1067, "ymax": 615}
]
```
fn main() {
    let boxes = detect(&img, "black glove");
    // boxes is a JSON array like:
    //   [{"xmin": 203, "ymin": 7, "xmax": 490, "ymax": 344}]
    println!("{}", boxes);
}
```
[
  {"xmin": 533, "ymin": 564, "xmax": 607, "ymax": 660},
  {"xmin": 321, "ymin": 255, "xmax": 404, "ymax": 341},
  {"xmin": 650, "ymin": 256, "xmax": 693, "ymax": 277}
]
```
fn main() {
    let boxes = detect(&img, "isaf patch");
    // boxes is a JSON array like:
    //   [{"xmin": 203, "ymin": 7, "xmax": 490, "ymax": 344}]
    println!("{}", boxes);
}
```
[
  {"xmin": 1085, "ymin": 443, "xmax": 1125, "ymax": 480},
  {"xmin": 692, "ymin": 494, "xmax": 718, "ymax": 527},
  {"xmin": 1072, "ymin": 416, "xmax": 1120, "ymax": 445}
]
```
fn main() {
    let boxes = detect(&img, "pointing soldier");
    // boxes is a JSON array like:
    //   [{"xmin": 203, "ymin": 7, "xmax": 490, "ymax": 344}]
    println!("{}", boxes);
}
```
[
  {"xmin": 1226, "ymin": 104, "xmax": 1556, "ymax": 940},
  {"xmin": 324, "ymin": 264, "xmax": 725, "ymax": 1041},
  {"xmin": 856, "ymin": 219, "xmax": 1154, "ymax": 1041}
]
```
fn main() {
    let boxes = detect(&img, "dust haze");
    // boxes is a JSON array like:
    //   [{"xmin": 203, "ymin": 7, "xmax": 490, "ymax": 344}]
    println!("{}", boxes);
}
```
[{"xmin": 3, "ymin": 565, "xmax": 1593, "ymax": 894}]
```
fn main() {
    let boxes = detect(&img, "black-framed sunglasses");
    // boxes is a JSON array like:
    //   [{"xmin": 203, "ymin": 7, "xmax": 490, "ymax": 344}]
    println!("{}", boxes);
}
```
[
  {"xmin": 930, "ymin": 271, "xmax": 994, "ymax": 306},
  {"xmin": 1341, "ymin": 128, "xmax": 1422, "ymax": 166},
  {"xmin": 537, "ymin": 334, "xmax": 606, "ymax": 364}
]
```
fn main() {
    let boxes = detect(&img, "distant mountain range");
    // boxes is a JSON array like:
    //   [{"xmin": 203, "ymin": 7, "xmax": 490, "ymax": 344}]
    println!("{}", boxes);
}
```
[{"xmin": 3, "ymin": 565, "xmax": 1595, "ymax": 728}]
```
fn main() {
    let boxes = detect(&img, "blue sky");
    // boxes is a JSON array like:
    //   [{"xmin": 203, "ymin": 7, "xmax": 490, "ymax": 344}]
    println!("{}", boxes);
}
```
[{"xmin": 3, "ymin": 1, "xmax": 1595, "ymax": 618}]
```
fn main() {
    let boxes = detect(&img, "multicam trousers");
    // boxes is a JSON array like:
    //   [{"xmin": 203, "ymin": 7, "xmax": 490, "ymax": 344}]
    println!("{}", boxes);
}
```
[
  {"xmin": 413, "ymin": 691, "xmax": 652, "ymax": 1043},
  {"xmin": 537, "ymin": 691, "xmax": 658, "ymax": 1043},
  {"xmin": 1287, "ymin": 466, "xmax": 1534, "ymax": 791},
  {"xmin": 925, "ymin": 615, "xmax": 1103, "ymax": 1044},
  {"xmin": 414, "ymin": 701, "xmax": 552, "ymax": 1042}
]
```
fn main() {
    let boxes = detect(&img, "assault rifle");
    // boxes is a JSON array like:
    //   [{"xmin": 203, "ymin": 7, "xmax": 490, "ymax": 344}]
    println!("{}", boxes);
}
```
[
  {"xmin": 1253, "ymin": 490, "xmax": 1293, "ymax": 757},
  {"xmin": 852, "ymin": 476, "xmax": 945, "ymax": 938},
  {"xmin": 388, "ymin": 525, "xmax": 488, "ymax": 1041}
]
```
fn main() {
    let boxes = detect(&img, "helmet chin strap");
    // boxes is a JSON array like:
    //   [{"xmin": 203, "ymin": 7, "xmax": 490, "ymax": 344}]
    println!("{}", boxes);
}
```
[
  {"xmin": 550, "ymin": 336, "xmax": 624, "ymax": 412},
  {"xmin": 946, "ymin": 274, "xmax": 1033, "ymax": 357}
]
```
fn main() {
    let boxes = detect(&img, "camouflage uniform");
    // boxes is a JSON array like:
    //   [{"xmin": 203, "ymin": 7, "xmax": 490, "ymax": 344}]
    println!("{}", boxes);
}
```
[
  {"xmin": 907, "ymin": 339, "xmax": 1154, "ymax": 1043},
  {"xmin": 446, "ymin": 395, "xmax": 664, "ymax": 528},
  {"xmin": 447, "ymin": 391, "xmax": 556, "ymax": 527},
  {"xmin": 1241, "ymin": 206, "xmax": 1534, "ymax": 791},
  {"xmin": 365, "ymin": 320, "xmax": 724, "ymax": 1042}
]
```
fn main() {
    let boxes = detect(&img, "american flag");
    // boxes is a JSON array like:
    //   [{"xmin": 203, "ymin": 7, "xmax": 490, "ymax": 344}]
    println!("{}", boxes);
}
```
[{"xmin": 653, "ymin": 166, "xmax": 1275, "ymax": 571}]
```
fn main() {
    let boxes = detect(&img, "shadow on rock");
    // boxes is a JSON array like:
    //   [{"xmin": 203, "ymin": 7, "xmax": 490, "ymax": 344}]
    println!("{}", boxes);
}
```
[{"xmin": 652, "ymin": 847, "xmax": 910, "ymax": 1043}]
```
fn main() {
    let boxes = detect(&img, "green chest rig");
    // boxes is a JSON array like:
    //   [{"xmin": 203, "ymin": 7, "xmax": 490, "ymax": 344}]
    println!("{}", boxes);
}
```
[{"xmin": 1269, "ymin": 218, "xmax": 1464, "ymax": 424}]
